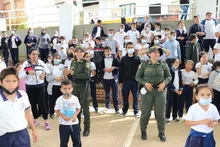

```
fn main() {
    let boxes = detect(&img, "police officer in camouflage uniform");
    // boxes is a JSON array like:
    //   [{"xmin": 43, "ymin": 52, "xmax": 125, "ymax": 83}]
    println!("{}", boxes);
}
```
[
  {"xmin": 69, "ymin": 47, "xmax": 91, "ymax": 136},
  {"xmin": 135, "ymin": 46, "xmax": 171, "ymax": 142}
]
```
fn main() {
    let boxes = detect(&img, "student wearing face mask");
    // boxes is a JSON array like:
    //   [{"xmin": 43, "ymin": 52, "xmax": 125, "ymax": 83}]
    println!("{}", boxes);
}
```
[
  {"xmin": 139, "ymin": 15, "xmax": 154, "ymax": 32},
  {"xmin": 68, "ymin": 36, "xmax": 79, "ymax": 48},
  {"xmin": 185, "ymin": 34, "xmax": 201, "ymax": 69},
  {"xmin": 141, "ymin": 24, "xmax": 154, "ymax": 44},
  {"xmin": 104, "ymin": 29, "xmax": 120, "ymax": 56},
  {"xmin": 164, "ymin": 31, "xmax": 181, "ymax": 68},
  {"xmin": 166, "ymin": 58, "xmax": 183, "ymax": 124},
  {"xmin": 83, "ymin": 33, "xmax": 95, "ymax": 57},
  {"xmin": 161, "ymin": 27, "xmax": 171, "ymax": 44},
  {"xmin": 135, "ymin": 36, "xmax": 149, "ymax": 52},
  {"xmin": 24, "ymin": 28, "xmax": 37, "ymax": 59},
  {"xmin": 7, "ymin": 30, "xmax": 22, "ymax": 66},
  {"xmin": 50, "ymin": 31, "xmax": 60, "ymax": 55},
  {"xmin": 212, "ymin": 37, "xmax": 220, "ymax": 62},
  {"xmin": 119, "ymin": 42, "xmax": 141, "ymax": 117},
  {"xmin": 56, "ymin": 36, "xmax": 68, "ymax": 63},
  {"xmin": 185, "ymin": 85, "xmax": 220, "ymax": 147},
  {"xmin": 114, "ymin": 24, "xmax": 128, "ymax": 50},
  {"xmin": 127, "ymin": 23, "xmax": 140, "ymax": 47},
  {"xmin": 119, "ymin": 35, "xmax": 130, "ymax": 59},
  {"xmin": 208, "ymin": 61, "xmax": 220, "ymax": 114},
  {"xmin": 153, "ymin": 23, "xmax": 165, "ymax": 40},
  {"xmin": 64, "ymin": 47, "xmax": 75, "ymax": 80},
  {"xmin": 47, "ymin": 53, "xmax": 64, "ymax": 118}
]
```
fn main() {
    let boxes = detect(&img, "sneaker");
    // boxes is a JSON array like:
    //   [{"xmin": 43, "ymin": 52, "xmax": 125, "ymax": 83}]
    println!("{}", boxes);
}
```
[
  {"xmin": 179, "ymin": 117, "xmax": 184, "ymax": 122},
  {"xmin": 50, "ymin": 114, "xmax": 56, "ymax": 119},
  {"xmin": 102, "ymin": 108, "xmax": 110, "ymax": 113},
  {"xmin": 135, "ymin": 113, "xmax": 140, "ymax": 118},
  {"xmin": 120, "ymin": 112, "xmax": 126, "ymax": 117},
  {"xmin": 174, "ymin": 118, "xmax": 180, "ymax": 123},
  {"xmin": 95, "ymin": 108, "xmax": 99, "ymax": 113},
  {"xmin": 115, "ymin": 111, "xmax": 120, "ymax": 115},
  {"xmin": 34, "ymin": 120, "xmax": 40, "ymax": 126},
  {"xmin": 165, "ymin": 119, "xmax": 171, "ymax": 124},
  {"xmin": 45, "ymin": 122, "xmax": 51, "ymax": 130}
]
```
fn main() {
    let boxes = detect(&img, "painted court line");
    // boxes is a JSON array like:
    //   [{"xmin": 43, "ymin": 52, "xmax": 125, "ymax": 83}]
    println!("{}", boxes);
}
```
[{"xmin": 123, "ymin": 118, "xmax": 139, "ymax": 147}]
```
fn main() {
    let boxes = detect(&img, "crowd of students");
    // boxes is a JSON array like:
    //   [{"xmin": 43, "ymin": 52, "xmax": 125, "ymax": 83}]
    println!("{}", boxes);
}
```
[{"xmin": 0, "ymin": 11, "xmax": 220, "ymax": 147}]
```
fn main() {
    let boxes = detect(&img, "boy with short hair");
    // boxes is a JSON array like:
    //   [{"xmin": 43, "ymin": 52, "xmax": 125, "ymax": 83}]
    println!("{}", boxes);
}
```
[
  {"xmin": 55, "ymin": 79, "xmax": 81, "ymax": 147},
  {"xmin": 0, "ymin": 67, "xmax": 38, "ymax": 147}
]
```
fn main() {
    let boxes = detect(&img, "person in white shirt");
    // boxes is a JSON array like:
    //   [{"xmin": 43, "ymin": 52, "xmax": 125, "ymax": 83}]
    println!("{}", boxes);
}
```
[
  {"xmin": 119, "ymin": 35, "xmax": 130, "ymax": 59},
  {"xmin": 0, "ymin": 56, "xmax": 6, "ymax": 72},
  {"xmin": 166, "ymin": 58, "xmax": 183, "ymax": 124},
  {"xmin": 185, "ymin": 85, "xmax": 220, "ymax": 147},
  {"xmin": 0, "ymin": 67, "xmax": 38, "ymax": 146},
  {"xmin": 114, "ymin": 24, "xmax": 128, "ymax": 49},
  {"xmin": 104, "ymin": 29, "xmax": 120, "ymax": 56},
  {"xmin": 135, "ymin": 36, "xmax": 149, "ymax": 53},
  {"xmin": 212, "ymin": 38, "xmax": 220, "ymax": 61},
  {"xmin": 161, "ymin": 27, "xmax": 171, "ymax": 44},
  {"xmin": 195, "ymin": 51, "xmax": 213, "ymax": 84},
  {"xmin": 201, "ymin": 12, "xmax": 218, "ymax": 53},
  {"xmin": 56, "ymin": 36, "xmax": 68, "ymax": 63},
  {"xmin": 82, "ymin": 33, "xmax": 95, "ymax": 57},
  {"xmin": 84, "ymin": 52, "xmax": 99, "ymax": 113},
  {"xmin": 181, "ymin": 60, "xmax": 198, "ymax": 117},
  {"xmin": 153, "ymin": 22, "xmax": 165, "ymax": 41},
  {"xmin": 55, "ymin": 80, "xmax": 81, "ymax": 147},
  {"xmin": 141, "ymin": 23, "xmax": 153, "ymax": 44},
  {"xmin": 64, "ymin": 47, "xmax": 75, "ymax": 80},
  {"xmin": 50, "ymin": 31, "xmax": 60, "ymax": 55},
  {"xmin": 208, "ymin": 61, "xmax": 220, "ymax": 113},
  {"xmin": 47, "ymin": 53, "xmax": 64, "ymax": 118},
  {"xmin": 127, "ymin": 23, "xmax": 140, "ymax": 46},
  {"xmin": 19, "ymin": 49, "xmax": 51, "ymax": 130}
]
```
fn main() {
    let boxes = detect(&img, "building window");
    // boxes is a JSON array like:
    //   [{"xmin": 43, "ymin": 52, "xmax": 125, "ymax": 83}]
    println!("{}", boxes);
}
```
[
  {"xmin": 149, "ymin": 3, "xmax": 161, "ymax": 14},
  {"xmin": 119, "ymin": 3, "xmax": 135, "ymax": 16}
]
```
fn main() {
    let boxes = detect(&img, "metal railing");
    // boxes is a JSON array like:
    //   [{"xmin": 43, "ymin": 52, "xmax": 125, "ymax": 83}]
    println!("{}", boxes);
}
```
[{"xmin": 0, "ymin": 1, "xmax": 220, "ymax": 29}]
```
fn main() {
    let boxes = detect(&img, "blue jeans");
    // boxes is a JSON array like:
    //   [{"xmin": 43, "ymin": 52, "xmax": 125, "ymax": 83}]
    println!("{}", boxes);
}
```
[
  {"xmin": 103, "ymin": 79, "xmax": 120, "ymax": 111},
  {"xmin": 59, "ymin": 124, "xmax": 81, "ymax": 147},
  {"xmin": 122, "ymin": 80, "xmax": 139, "ymax": 114},
  {"xmin": 180, "ymin": 5, "xmax": 189, "ymax": 20}
]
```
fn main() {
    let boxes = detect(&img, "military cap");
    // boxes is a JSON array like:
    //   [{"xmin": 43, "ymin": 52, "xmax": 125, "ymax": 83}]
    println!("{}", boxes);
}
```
[
  {"xmin": 148, "ymin": 46, "xmax": 163, "ymax": 56},
  {"xmin": 75, "ymin": 46, "xmax": 84, "ymax": 52}
]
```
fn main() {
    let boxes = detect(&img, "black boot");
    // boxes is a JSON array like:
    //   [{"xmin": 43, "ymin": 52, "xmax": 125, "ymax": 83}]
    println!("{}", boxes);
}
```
[
  {"xmin": 158, "ymin": 132, "xmax": 166, "ymax": 142},
  {"xmin": 141, "ymin": 131, "xmax": 147, "ymax": 140},
  {"xmin": 83, "ymin": 129, "xmax": 90, "ymax": 137}
]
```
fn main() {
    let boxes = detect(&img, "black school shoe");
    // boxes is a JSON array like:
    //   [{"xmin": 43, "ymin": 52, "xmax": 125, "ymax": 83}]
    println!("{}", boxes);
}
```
[
  {"xmin": 158, "ymin": 132, "xmax": 166, "ymax": 142},
  {"xmin": 83, "ymin": 129, "xmax": 90, "ymax": 137},
  {"xmin": 141, "ymin": 131, "xmax": 147, "ymax": 140}
]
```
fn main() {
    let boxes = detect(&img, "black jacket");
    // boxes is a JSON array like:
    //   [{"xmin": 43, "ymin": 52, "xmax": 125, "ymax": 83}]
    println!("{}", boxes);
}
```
[
  {"xmin": 189, "ymin": 24, "xmax": 206, "ymax": 43},
  {"xmin": 99, "ymin": 55, "xmax": 120, "ymax": 80},
  {"xmin": 167, "ymin": 68, "xmax": 183, "ymax": 91},
  {"xmin": 1, "ymin": 37, "xmax": 8, "ymax": 50},
  {"xmin": 185, "ymin": 41, "xmax": 201, "ymax": 64},
  {"xmin": 119, "ymin": 53, "xmax": 141, "ymax": 83},
  {"xmin": 92, "ymin": 26, "xmax": 107, "ymax": 38},
  {"xmin": 176, "ymin": 29, "xmax": 188, "ymax": 46}
]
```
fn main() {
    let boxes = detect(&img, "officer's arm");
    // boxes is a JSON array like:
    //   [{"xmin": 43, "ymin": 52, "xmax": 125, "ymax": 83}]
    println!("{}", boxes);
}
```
[
  {"xmin": 73, "ymin": 61, "xmax": 91, "ymax": 80},
  {"xmin": 162, "ymin": 63, "xmax": 172, "ymax": 86},
  {"xmin": 135, "ymin": 62, "xmax": 147, "ymax": 85}
]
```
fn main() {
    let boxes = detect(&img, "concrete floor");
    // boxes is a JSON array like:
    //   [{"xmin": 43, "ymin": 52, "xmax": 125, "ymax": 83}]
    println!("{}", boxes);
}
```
[{"xmin": 29, "ymin": 107, "xmax": 220, "ymax": 147}]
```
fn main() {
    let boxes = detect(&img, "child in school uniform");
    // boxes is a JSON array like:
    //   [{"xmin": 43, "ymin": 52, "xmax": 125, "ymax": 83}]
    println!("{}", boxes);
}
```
[
  {"xmin": 47, "ymin": 53, "xmax": 64, "ymax": 118},
  {"xmin": 0, "ymin": 56, "xmax": 6, "ymax": 72},
  {"xmin": 55, "ymin": 80, "xmax": 81, "ymax": 147},
  {"xmin": 15, "ymin": 63, "xmax": 26, "ymax": 92},
  {"xmin": 185, "ymin": 84, "xmax": 220, "ymax": 147},
  {"xmin": 212, "ymin": 37, "xmax": 220, "ymax": 62},
  {"xmin": 196, "ymin": 51, "xmax": 212, "ymax": 84},
  {"xmin": 64, "ymin": 47, "xmax": 75, "ymax": 80},
  {"xmin": 180, "ymin": 60, "xmax": 198, "ymax": 120},
  {"xmin": 84, "ymin": 52, "xmax": 99, "ymax": 113},
  {"xmin": 208, "ymin": 61, "xmax": 220, "ymax": 113},
  {"xmin": 0, "ymin": 67, "xmax": 38, "ymax": 147},
  {"xmin": 166, "ymin": 58, "xmax": 183, "ymax": 124},
  {"xmin": 56, "ymin": 36, "xmax": 68, "ymax": 63}
]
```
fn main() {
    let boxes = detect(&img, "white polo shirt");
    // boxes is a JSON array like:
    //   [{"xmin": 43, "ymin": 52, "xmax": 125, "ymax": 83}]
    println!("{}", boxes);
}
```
[
  {"xmin": 0, "ymin": 90, "xmax": 30, "ymax": 136},
  {"xmin": 213, "ymin": 43, "xmax": 220, "ymax": 61},
  {"xmin": 90, "ymin": 62, "xmax": 96, "ymax": 78},
  {"xmin": 195, "ymin": 62, "xmax": 213, "ymax": 79},
  {"xmin": 127, "ymin": 30, "xmax": 140, "ymax": 46},
  {"xmin": 185, "ymin": 103, "xmax": 220, "ymax": 133}
]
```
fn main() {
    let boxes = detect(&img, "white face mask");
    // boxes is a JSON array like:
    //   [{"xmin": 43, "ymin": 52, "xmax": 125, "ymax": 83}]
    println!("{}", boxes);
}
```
[{"xmin": 54, "ymin": 34, "xmax": 58, "ymax": 37}]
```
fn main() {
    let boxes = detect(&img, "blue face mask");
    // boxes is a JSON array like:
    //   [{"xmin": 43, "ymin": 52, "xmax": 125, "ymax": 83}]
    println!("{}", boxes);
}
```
[
  {"xmin": 108, "ymin": 34, "xmax": 113, "ymax": 38},
  {"xmin": 141, "ymin": 39, "xmax": 147, "ymax": 44},
  {"xmin": 172, "ymin": 36, "xmax": 176, "ymax": 40},
  {"xmin": 146, "ymin": 28, "xmax": 151, "ymax": 31},
  {"xmin": 120, "ymin": 29, "xmax": 124, "ymax": 32},
  {"xmin": 199, "ymin": 98, "xmax": 212, "ymax": 106},
  {"xmin": 172, "ymin": 65, "xmax": 177, "ymax": 70},
  {"xmin": 124, "ymin": 40, "xmax": 130, "ymax": 44},
  {"xmin": 217, "ymin": 68, "xmax": 220, "ymax": 73},
  {"xmin": 54, "ymin": 59, "xmax": 61, "ymax": 64},
  {"xmin": 195, "ymin": 38, "xmax": 199, "ymax": 44},
  {"xmin": 127, "ymin": 49, "xmax": 134, "ymax": 54},
  {"xmin": 154, "ymin": 40, "xmax": 159, "ymax": 45},
  {"xmin": 48, "ymin": 59, "xmax": 52, "ymax": 63}
]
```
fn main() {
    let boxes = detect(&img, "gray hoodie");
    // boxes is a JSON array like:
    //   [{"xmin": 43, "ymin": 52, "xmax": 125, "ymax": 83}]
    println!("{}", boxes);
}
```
[{"xmin": 36, "ymin": 33, "xmax": 50, "ymax": 49}]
